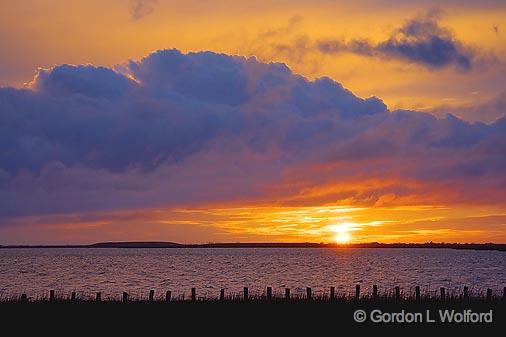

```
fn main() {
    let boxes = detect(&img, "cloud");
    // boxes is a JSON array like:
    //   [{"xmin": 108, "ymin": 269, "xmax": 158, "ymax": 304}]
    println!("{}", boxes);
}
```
[
  {"xmin": 1, "ymin": 49, "xmax": 506, "ymax": 221},
  {"xmin": 238, "ymin": 16, "xmax": 322, "ymax": 74},
  {"xmin": 29, "ymin": 64, "xmax": 136, "ymax": 98},
  {"xmin": 257, "ymin": 15, "xmax": 304, "ymax": 39},
  {"xmin": 0, "ymin": 49, "xmax": 386, "ymax": 204},
  {"xmin": 317, "ymin": 12, "xmax": 474, "ymax": 71},
  {"xmin": 242, "ymin": 12, "xmax": 488, "ymax": 73},
  {"xmin": 130, "ymin": 0, "xmax": 159, "ymax": 21},
  {"xmin": 429, "ymin": 91, "xmax": 506, "ymax": 123}
]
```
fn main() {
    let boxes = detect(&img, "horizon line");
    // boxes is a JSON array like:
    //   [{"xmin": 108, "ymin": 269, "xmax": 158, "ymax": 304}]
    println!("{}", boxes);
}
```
[{"xmin": 1, "ymin": 241, "xmax": 505, "ymax": 251}]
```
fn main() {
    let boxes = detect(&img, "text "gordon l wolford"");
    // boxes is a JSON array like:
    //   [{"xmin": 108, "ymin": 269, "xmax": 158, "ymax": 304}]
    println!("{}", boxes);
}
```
[{"xmin": 367, "ymin": 309, "xmax": 493, "ymax": 323}]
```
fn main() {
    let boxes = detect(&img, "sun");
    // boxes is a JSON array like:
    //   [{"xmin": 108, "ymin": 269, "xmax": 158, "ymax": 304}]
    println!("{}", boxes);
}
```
[
  {"xmin": 328, "ymin": 222, "xmax": 359, "ymax": 244},
  {"xmin": 334, "ymin": 232, "xmax": 351, "ymax": 244}
]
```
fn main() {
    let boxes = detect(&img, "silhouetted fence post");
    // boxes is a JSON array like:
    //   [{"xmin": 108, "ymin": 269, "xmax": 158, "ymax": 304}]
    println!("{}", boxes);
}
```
[
  {"xmin": 266, "ymin": 287, "xmax": 272, "ymax": 300},
  {"xmin": 243, "ymin": 287, "xmax": 249, "ymax": 301},
  {"xmin": 21, "ymin": 284, "xmax": 506, "ymax": 303}
]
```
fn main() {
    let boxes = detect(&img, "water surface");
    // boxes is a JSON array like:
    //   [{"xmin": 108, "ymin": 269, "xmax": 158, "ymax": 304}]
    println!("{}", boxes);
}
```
[{"xmin": 0, "ymin": 248, "xmax": 504, "ymax": 299}]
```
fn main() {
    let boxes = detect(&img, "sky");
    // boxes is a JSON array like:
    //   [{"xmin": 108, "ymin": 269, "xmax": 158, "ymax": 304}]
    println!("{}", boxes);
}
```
[{"xmin": 0, "ymin": 0, "xmax": 505, "ymax": 244}]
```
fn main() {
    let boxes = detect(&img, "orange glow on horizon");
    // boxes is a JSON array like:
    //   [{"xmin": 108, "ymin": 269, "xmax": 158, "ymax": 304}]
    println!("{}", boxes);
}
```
[{"xmin": 1, "ymin": 203, "xmax": 505, "ymax": 245}]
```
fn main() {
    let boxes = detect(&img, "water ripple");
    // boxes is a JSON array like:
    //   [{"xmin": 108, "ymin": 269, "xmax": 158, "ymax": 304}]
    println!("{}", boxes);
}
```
[{"xmin": 0, "ymin": 248, "xmax": 504, "ymax": 298}]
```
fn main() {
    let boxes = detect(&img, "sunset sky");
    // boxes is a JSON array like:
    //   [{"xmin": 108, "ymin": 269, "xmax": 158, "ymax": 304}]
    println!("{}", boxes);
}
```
[{"xmin": 0, "ymin": 0, "xmax": 505, "ymax": 244}]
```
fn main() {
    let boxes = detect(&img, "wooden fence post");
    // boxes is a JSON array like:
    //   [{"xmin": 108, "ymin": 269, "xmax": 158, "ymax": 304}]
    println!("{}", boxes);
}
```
[
  {"xmin": 330, "ymin": 286, "xmax": 335, "ymax": 301},
  {"xmin": 123, "ymin": 292, "xmax": 128, "ymax": 302},
  {"xmin": 306, "ymin": 287, "xmax": 312, "ymax": 300},
  {"xmin": 165, "ymin": 290, "xmax": 171, "ymax": 302},
  {"xmin": 49, "ymin": 290, "xmax": 55, "ymax": 302},
  {"xmin": 266, "ymin": 287, "xmax": 272, "ymax": 300},
  {"xmin": 220, "ymin": 289, "xmax": 225, "ymax": 301},
  {"xmin": 71, "ymin": 291, "xmax": 76, "ymax": 302},
  {"xmin": 191, "ymin": 288, "xmax": 196, "ymax": 302},
  {"xmin": 149, "ymin": 290, "xmax": 155, "ymax": 302},
  {"xmin": 243, "ymin": 287, "xmax": 249, "ymax": 301}
]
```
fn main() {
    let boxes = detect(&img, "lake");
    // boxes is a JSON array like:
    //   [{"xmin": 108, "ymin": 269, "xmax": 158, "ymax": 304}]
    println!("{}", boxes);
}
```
[{"xmin": 0, "ymin": 248, "xmax": 504, "ymax": 299}]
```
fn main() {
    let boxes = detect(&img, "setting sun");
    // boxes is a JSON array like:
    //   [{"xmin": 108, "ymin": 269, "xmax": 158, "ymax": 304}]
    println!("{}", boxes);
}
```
[
  {"xmin": 329, "ymin": 222, "xmax": 360, "ymax": 244},
  {"xmin": 334, "ymin": 232, "xmax": 352, "ymax": 244}
]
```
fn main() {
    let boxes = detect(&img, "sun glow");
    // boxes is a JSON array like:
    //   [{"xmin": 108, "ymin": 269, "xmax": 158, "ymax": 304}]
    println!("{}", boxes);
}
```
[
  {"xmin": 334, "ymin": 232, "xmax": 351, "ymax": 244},
  {"xmin": 329, "ymin": 222, "xmax": 360, "ymax": 244}
]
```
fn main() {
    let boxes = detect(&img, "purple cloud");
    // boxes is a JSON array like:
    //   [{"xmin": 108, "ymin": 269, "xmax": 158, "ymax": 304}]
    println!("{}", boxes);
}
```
[
  {"xmin": 0, "ymin": 49, "xmax": 505, "ymax": 220},
  {"xmin": 429, "ymin": 91, "xmax": 506, "ymax": 123},
  {"xmin": 32, "ymin": 64, "xmax": 136, "ymax": 98},
  {"xmin": 317, "ymin": 13, "xmax": 474, "ymax": 71}
]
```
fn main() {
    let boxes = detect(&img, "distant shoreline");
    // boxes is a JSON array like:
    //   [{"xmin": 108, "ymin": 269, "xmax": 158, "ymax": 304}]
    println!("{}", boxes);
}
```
[{"xmin": 0, "ymin": 242, "xmax": 504, "ymax": 251}]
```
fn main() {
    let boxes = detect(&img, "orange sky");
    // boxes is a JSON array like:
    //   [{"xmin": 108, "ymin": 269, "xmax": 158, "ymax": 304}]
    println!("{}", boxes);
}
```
[
  {"xmin": 0, "ymin": 1, "xmax": 505, "ymax": 244},
  {"xmin": 1, "ymin": 1, "xmax": 505, "ymax": 117},
  {"xmin": 2, "ymin": 203, "xmax": 505, "ymax": 244}
]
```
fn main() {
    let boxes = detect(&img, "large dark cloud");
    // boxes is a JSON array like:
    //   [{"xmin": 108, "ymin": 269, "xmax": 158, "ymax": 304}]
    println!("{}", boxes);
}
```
[
  {"xmin": 1, "ymin": 49, "xmax": 386, "ymax": 175},
  {"xmin": 317, "ymin": 13, "xmax": 474, "ymax": 71},
  {"xmin": 0, "ymin": 49, "xmax": 505, "ymax": 219}
]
